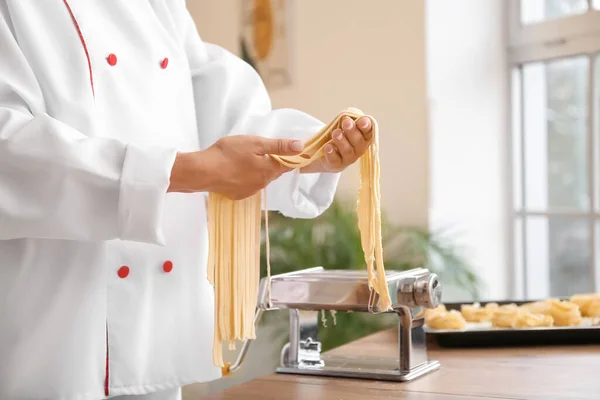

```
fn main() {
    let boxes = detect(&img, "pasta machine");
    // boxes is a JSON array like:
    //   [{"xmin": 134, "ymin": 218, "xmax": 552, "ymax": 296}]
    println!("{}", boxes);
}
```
[{"xmin": 228, "ymin": 266, "xmax": 442, "ymax": 382}]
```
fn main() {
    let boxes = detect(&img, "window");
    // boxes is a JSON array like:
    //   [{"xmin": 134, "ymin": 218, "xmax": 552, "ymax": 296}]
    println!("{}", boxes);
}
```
[
  {"xmin": 521, "ymin": 0, "xmax": 588, "ymax": 25},
  {"xmin": 509, "ymin": 0, "xmax": 600, "ymax": 298}
]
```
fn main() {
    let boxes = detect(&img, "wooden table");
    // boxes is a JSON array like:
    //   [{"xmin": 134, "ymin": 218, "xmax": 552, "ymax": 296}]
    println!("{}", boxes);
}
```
[{"xmin": 204, "ymin": 328, "xmax": 600, "ymax": 399}]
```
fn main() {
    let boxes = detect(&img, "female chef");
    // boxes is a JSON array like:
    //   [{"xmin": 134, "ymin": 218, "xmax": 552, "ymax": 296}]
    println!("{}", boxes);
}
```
[{"xmin": 0, "ymin": 1, "xmax": 374, "ymax": 399}]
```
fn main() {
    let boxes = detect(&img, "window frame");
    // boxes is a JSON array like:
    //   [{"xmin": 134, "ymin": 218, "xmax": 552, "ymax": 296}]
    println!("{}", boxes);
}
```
[{"xmin": 507, "ymin": 0, "xmax": 600, "ymax": 298}]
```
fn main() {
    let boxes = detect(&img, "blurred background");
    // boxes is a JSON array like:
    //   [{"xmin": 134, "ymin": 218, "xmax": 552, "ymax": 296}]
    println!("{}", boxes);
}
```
[{"xmin": 183, "ymin": 0, "xmax": 600, "ymax": 397}]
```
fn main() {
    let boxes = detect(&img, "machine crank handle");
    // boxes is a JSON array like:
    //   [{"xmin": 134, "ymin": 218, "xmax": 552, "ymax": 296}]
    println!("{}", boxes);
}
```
[{"xmin": 222, "ymin": 308, "xmax": 265, "ymax": 375}]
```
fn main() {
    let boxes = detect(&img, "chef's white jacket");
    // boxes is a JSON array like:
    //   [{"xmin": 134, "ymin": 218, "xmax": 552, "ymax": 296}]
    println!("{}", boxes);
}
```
[{"xmin": 0, "ymin": 1, "xmax": 340, "ymax": 399}]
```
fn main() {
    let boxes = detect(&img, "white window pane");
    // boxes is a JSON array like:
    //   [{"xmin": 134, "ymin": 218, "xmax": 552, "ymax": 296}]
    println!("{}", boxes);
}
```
[
  {"xmin": 525, "ymin": 217, "xmax": 592, "ymax": 299},
  {"xmin": 595, "ymin": 55, "xmax": 600, "ymax": 211},
  {"xmin": 523, "ymin": 57, "xmax": 589, "ymax": 211},
  {"xmin": 525, "ymin": 217, "xmax": 550, "ymax": 299},
  {"xmin": 514, "ymin": 218, "xmax": 525, "ymax": 298},
  {"xmin": 512, "ymin": 68, "xmax": 523, "ymax": 210},
  {"xmin": 521, "ymin": 0, "xmax": 588, "ymax": 25},
  {"xmin": 595, "ymin": 0, "xmax": 600, "ymax": 10},
  {"xmin": 595, "ymin": 222, "xmax": 600, "ymax": 292}
]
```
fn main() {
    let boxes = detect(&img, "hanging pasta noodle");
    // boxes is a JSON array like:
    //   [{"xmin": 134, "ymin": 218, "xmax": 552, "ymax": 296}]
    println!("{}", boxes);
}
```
[{"xmin": 207, "ymin": 107, "xmax": 391, "ymax": 371}]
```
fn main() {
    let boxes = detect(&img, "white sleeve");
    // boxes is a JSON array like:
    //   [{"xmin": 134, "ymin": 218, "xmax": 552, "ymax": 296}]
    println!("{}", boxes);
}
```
[
  {"xmin": 177, "ymin": 5, "xmax": 340, "ymax": 219},
  {"xmin": 0, "ymin": 6, "xmax": 177, "ymax": 244}
]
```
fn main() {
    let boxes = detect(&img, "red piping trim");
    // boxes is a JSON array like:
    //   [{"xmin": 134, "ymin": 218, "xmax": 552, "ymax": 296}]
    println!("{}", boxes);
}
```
[
  {"xmin": 62, "ymin": 0, "xmax": 95, "ymax": 96},
  {"xmin": 63, "ymin": 1, "xmax": 103, "ymax": 392},
  {"xmin": 105, "ymin": 324, "xmax": 109, "ymax": 396}
]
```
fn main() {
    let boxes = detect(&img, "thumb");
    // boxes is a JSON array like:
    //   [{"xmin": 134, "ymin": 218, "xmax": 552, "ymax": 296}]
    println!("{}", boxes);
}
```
[{"xmin": 255, "ymin": 137, "xmax": 304, "ymax": 156}]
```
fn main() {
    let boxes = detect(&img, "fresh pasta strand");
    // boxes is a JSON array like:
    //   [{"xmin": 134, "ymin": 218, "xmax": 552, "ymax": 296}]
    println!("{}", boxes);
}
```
[
  {"xmin": 208, "ymin": 193, "xmax": 262, "ymax": 367},
  {"xmin": 270, "ymin": 107, "xmax": 392, "ymax": 310},
  {"xmin": 263, "ymin": 191, "xmax": 272, "ymax": 308},
  {"xmin": 321, "ymin": 310, "xmax": 328, "ymax": 328},
  {"xmin": 207, "ymin": 108, "xmax": 390, "ymax": 369}
]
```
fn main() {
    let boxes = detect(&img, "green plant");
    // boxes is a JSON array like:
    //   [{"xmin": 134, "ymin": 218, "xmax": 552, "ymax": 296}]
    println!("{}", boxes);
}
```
[{"xmin": 259, "ymin": 199, "xmax": 481, "ymax": 351}]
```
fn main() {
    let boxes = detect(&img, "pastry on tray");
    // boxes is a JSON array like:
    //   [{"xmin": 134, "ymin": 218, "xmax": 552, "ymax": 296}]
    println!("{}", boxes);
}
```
[
  {"xmin": 514, "ymin": 310, "xmax": 554, "ymax": 328},
  {"xmin": 570, "ymin": 293, "xmax": 600, "ymax": 318},
  {"xmin": 424, "ymin": 304, "xmax": 446, "ymax": 326},
  {"xmin": 426, "ymin": 309, "xmax": 467, "ymax": 330},
  {"xmin": 549, "ymin": 300, "xmax": 582, "ymax": 326},
  {"xmin": 491, "ymin": 304, "xmax": 520, "ymax": 328},
  {"xmin": 520, "ymin": 299, "xmax": 556, "ymax": 316},
  {"xmin": 425, "ymin": 292, "xmax": 600, "ymax": 331},
  {"xmin": 461, "ymin": 302, "xmax": 498, "ymax": 322}
]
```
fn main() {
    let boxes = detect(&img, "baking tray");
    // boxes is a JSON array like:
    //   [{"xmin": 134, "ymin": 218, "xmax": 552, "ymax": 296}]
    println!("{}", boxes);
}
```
[{"xmin": 425, "ymin": 300, "xmax": 600, "ymax": 348}]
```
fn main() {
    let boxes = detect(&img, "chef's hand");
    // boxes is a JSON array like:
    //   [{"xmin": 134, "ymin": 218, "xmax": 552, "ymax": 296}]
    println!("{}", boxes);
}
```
[
  {"xmin": 301, "ymin": 116, "xmax": 373, "ymax": 174},
  {"xmin": 168, "ymin": 135, "xmax": 303, "ymax": 200}
]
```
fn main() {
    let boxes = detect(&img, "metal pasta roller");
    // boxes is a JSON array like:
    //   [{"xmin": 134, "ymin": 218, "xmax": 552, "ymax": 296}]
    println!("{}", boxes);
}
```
[{"xmin": 227, "ymin": 266, "xmax": 442, "ymax": 382}]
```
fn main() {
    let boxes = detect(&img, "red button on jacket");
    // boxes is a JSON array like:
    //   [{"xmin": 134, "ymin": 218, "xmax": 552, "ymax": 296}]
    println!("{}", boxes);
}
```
[
  {"xmin": 107, "ymin": 53, "xmax": 117, "ymax": 66},
  {"xmin": 160, "ymin": 58, "xmax": 169, "ymax": 69},
  {"xmin": 117, "ymin": 266, "xmax": 129, "ymax": 279},
  {"xmin": 163, "ymin": 261, "xmax": 173, "ymax": 273}
]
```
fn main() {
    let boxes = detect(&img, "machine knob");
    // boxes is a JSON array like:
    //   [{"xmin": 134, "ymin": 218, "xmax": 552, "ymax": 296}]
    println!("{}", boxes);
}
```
[{"xmin": 414, "ymin": 273, "xmax": 442, "ymax": 308}]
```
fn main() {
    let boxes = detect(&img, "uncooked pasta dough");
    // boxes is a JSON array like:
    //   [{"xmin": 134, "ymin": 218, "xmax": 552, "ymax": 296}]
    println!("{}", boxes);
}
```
[
  {"xmin": 270, "ymin": 107, "xmax": 391, "ymax": 311},
  {"xmin": 426, "ymin": 310, "xmax": 467, "ymax": 330},
  {"xmin": 582, "ymin": 299, "xmax": 600, "ymax": 318},
  {"xmin": 459, "ymin": 303, "xmax": 478, "ymax": 322},
  {"xmin": 570, "ymin": 294, "xmax": 600, "ymax": 318},
  {"xmin": 427, "ymin": 294, "xmax": 600, "ymax": 332},
  {"xmin": 319, "ymin": 310, "xmax": 338, "ymax": 328},
  {"xmin": 320, "ymin": 310, "xmax": 328, "ymax": 328},
  {"xmin": 491, "ymin": 304, "xmax": 520, "ymax": 328},
  {"xmin": 461, "ymin": 302, "xmax": 498, "ymax": 323},
  {"xmin": 514, "ymin": 310, "xmax": 553, "ymax": 328},
  {"xmin": 208, "ymin": 108, "xmax": 390, "ymax": 370},
  {"xmin": 550, "ymin": 300, "xmax": 582, "ymax": 326},
  {"xmin": 521, "ymin": 299, "xmax": 554, "ymax": 316},
  {"xmin": 207, "ymin": 192, "xmax": 263, "ymax": 368},
  {"xmin": 424, "ymin": 304, "xmax": 446, "ymax": 326}
]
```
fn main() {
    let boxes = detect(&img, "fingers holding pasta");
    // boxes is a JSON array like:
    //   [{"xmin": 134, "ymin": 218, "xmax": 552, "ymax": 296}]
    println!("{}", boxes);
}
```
[
  {"xmin": 317, "ymin": 116, "xmax": 374, "ymax": 173},
  {"xmin": 185, "ymin": 135, "xmax": 304, "ymax": 200}
]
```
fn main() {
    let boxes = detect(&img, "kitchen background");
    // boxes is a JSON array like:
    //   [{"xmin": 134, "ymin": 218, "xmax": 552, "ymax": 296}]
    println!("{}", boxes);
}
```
[{"xmin": 182, "ymin": 0, "xmax": 600, "ymax": 398}]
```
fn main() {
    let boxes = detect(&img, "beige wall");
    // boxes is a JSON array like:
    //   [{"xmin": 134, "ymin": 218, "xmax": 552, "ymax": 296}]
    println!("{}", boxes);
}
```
[
  {"xmin": 427, "ymin": 0, "xmax": 509, "ymax": 301},
  {"xmin": 187, "ymin": 0, "xmax": 429, "ymax": 226}
]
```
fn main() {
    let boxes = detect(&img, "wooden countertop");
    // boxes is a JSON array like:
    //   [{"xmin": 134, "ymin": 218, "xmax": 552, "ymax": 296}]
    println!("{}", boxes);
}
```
[{"xmin": 204, "ymin": 328, "xmax": 600, "ymax": 400}]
